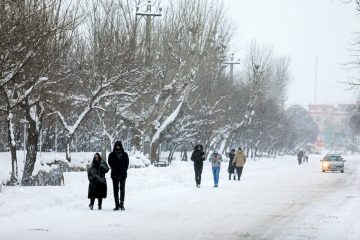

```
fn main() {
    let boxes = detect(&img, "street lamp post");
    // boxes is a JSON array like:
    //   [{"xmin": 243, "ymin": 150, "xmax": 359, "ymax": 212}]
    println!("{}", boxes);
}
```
[{"xmin": 223, "ymin": 53, "xmax": 240, "ymax": 84}]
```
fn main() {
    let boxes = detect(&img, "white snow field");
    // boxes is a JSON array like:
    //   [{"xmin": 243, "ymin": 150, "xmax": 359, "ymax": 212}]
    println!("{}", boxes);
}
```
[{"xmin": 0, "ymin": 153, "xmax": 359, "ymax": 240}]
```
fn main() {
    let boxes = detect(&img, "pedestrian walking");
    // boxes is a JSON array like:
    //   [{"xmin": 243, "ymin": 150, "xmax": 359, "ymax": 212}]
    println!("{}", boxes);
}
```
[
  {"xmin": 191, "ymin": 144, "xmax": 206, "ymax": 188},
  {"xmin": 228, "ymin": 149, "xmax": 236, "ymax": 180},
  {"xmin": 87, "ymin": 153, "xmax": 109, "ymax": 210},
  {"xmin": 233, "ymin": 147, "xmax": 246, "ymax": 181},
  {"xmin": 209, "ymin": 150, "xmax": 222, "ymax": 187},
  {"xmin": 108, "ymin": 141, "xmax": 129, "ymax": 211},
  {"xmin": 303, "ymin": 150, "xmax": 309, "ymax": 163},
  {"xmin": 297, "ymin": 150, "xmax": 303, "ymax": 165}
]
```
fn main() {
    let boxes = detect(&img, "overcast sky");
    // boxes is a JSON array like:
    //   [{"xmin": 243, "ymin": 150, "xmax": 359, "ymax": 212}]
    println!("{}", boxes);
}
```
[{"xmin": 222, "ymin": 0, "xmax": 360, "ymax": 107}]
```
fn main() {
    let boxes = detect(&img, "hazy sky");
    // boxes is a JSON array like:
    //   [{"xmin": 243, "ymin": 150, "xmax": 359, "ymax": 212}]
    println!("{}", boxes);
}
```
[{"xmin": 222, "ymin": 0, "xmax": 360, "ymax": 107}]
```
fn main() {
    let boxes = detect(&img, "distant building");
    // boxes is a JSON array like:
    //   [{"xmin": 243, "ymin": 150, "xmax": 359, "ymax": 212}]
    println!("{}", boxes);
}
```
[{"xmin": 308, "ymin": 104, "xmax": 355, "ymax": 151}]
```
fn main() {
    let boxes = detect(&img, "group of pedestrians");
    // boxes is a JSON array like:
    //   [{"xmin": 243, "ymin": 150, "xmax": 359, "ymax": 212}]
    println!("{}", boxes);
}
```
[
  {"xmin": 87, "ymin": 141, "xmax": 129, "ymax": 211},
  {"xmin": 296, "ymin": 149, "xmax": 309, "ymax": 165},
  {"xmin": 191, "ymin": 144, "xmax": 247, "ymax": 188},
  {"xmin": 87, "ymin": 142, "xmax": 247, "ymax": 210},
  {"xmin": 228, "ymin": 148, "xmax": 246, "ymax": 181}
]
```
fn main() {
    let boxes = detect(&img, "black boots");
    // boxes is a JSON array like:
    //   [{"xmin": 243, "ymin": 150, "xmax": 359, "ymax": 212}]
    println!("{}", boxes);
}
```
[
  {"xmin": 98, "ymin": 198, "xmax": 102, "ymax": 210},
  {"xmin": 114, "ymin": 201, "xmax": 125, "ymax": 211},
  {"xmin": 90, "ymin": 199, "xmax": 102, "ymax": 210},
  {"xmin": 229, "ymin": 174, "xmax": 236, "ymax": 180},
  {"xmin": 113, "ymin": 203, "xmax": 120, "ymax": 211},
  {"xmin": 89, "ymin": 198, "xmax": 95, "ymax": 210},
  {"xmin": 120, "ymin": 201, "xmax": 125, "ymax": 210}
]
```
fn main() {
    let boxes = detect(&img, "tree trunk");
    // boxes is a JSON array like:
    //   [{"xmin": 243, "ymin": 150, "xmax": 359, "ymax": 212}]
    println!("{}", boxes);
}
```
[
  {"xmin": 101, "ymin": 133, "xmax": 107, "ymax": 161},
  {"xmin": 65, "ymin": 136, "xmax": 72, "ymax": 162},
  {"xmin": 224, "ymin": 130, "xmax": 236, "ymax": 153},
  {"xmin": 21, "ymin": 117, "xmax": 38, "ymax": 186},
  {"xmin": 168, "ymin": 144, "xmax": 178, "ymax": 163},
  {"xmin": 7, "ymin": 111, "xmax": 18, "ymax": 185},
  {"xmin": 150, "ymin": 140, "xmax": 159, "ymax": 163},
  {"xmin": 131, "ymin": 133, "xmax": 142, "ymax": 151},
  {"xmin": 9, "ymin": 145, "xmax": 18, "ymax": 185},
  {"xmin": 182, "ymin": 145, "xmax": 188, "ymax": 161},
  {"xmin": 168, "ymin": 147, "xmax": 174, "ymax": 164}
]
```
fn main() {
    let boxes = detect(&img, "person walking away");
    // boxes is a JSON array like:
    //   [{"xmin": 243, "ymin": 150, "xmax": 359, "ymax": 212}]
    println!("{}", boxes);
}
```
[
  {"xmin": 297, "ymin": 150, "xmax": 303, "ymax": 165},
  {"xmin": 108, "ymin": 141, "xmax": 129, "ymax": 211},
  {"xmin": 303, "ymin": 150, "xmax": 309, "ymax": 163},
  {"xmin": 87, "ymin": 153, "xmax": 109, "ymax": 210},
  {"xmin": 233, "ymin": 147, "xmax": 246, "ymax": 181},
  {"xmin": 209, "ymin": 150, "xmax": 222, "ymax": 187},
  {"xmin": 191, "ymin": 144, "xmax": 206, "ymax": 188},
  {"xmin": 228, "ymin": 149, "xmax": 236, "ymax": 180}
]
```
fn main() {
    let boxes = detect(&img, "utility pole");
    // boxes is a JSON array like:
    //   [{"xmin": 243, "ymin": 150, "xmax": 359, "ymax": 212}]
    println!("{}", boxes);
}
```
[
  {"xmin": 136, "ymin": 0, "xmax": 162, "ymax": 68},
  {"xmin": 136, "ymin": 0, "xmax": 162, "ymax": 162},
  {"xmin": 223, "ymin": 53, "xmax": 240, "ymax": 84}
]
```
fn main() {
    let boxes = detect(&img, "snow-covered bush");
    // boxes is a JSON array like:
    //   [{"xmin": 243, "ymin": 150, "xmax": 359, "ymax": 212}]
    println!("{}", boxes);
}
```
[{"xmin": 129, "ymin": 151, "xmax": 151, "ymax": 168}]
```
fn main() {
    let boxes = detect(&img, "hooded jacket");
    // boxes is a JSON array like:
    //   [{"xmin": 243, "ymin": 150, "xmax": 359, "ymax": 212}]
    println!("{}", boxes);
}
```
[
  {"xmin": 228, "ymin": 149, "xmax": 236, "ymax": 173},
  {"xmin": 108, "ymin": 141, "xmax": 129, "ymax": 180},
  {"xmin": 191, "ymin": 144, "xmax": 205, "ymax": 166},
  {"xmin": 87, "ymin": 155, "xmax": 109, "ymax": 199}
]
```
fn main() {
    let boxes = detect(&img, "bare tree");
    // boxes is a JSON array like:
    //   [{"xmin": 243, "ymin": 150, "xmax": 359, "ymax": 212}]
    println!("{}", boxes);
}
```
[{"xmin": 0, "ymin": 0, "xmax": 80, "ymax": 184}]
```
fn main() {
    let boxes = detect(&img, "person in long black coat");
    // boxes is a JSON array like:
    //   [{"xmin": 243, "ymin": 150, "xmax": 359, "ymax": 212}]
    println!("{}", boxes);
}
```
[
  {"xmin": 191, "ymin": 144, "xmax": 206, "ymax": 188},
  {"xmin": 108, "ymin": 141, "xmax": 129, "ymax": 211},
  {"xmin": 297, "ymin": 150, "xmax": 303, "ymax": 165},
  {"xmin": 228, "ymin": 149, "xmax": 236, "ymax": 180},
  {"xmin": 87, "ymin": 153, "xmax": 109, "ymax": 210}
]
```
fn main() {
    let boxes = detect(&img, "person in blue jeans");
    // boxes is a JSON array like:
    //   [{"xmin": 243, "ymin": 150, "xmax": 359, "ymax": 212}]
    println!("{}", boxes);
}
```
[{"xmin": 209, "ymin": 150, "xmax": 222, "ymax": 187}]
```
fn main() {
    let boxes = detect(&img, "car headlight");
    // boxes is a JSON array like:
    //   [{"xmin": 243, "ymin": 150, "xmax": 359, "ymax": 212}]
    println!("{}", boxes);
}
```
[{"xmin": 323, "ymin": 162, "xmax": 329, "ymax": 168}]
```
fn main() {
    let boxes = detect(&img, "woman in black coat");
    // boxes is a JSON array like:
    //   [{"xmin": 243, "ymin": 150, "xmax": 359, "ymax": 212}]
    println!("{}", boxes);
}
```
[
  {"xmin": 228, "ymin": 149, "xmax": 236, "ymax": 180},
  {"xmin": 87, "ymin": 153, "xmax": 109, "ymax": 210}
]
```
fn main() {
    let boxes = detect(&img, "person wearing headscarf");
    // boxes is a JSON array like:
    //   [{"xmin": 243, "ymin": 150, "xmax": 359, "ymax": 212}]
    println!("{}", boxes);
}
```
[{"xmin": 87, "ymin": 153, "xmax": 109, "ymax": 210}]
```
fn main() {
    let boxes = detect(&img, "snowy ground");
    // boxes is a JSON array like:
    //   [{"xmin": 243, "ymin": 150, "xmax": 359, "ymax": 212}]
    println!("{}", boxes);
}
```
[{"xmin": 0, "ymin": 153, "xmax": 359, "ymax": 240}]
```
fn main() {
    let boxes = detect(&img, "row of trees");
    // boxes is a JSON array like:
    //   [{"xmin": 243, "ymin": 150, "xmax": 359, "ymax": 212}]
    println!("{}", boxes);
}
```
[
  {"xmin": 0, "ymin": 0, "xmax": 318, "ymax": 185},
  {"xmin": 346, "ymin": 1, "xmax": 360, "ymax": 135}
]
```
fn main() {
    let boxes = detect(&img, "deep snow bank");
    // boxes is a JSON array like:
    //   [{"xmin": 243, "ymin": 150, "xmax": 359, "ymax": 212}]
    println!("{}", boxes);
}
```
[{"xmin": 0, "ymin": 151, "xmax": 151, "ymax": 184}]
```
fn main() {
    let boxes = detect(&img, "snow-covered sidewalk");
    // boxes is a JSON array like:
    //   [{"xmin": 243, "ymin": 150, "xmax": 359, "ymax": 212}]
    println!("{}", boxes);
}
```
[{"xmin": 0, "ymin": 154, "xmax": 359, "ymax": 240}]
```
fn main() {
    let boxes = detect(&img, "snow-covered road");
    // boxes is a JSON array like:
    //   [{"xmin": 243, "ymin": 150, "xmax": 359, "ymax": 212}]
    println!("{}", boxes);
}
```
[{"xmin": 0, "ymin": 154, "xmax": 359, "ymax": 240}]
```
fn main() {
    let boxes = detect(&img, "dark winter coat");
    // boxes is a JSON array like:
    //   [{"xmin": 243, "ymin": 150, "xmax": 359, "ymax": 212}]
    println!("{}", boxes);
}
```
[
  {"xmin": 87, "ymin": 159, "xmax": 110, "ymax": 199},
  {"xmin": 191, "ymin": 144, "xmax": 206, "ymax": 167},
  {"xmin": 228, "ymin": 150, "xmax": 235, "ymax": 174},
  {"xmin": 297, "ymin": 151, "xmax": 303, "ymax": 160},
  {"xmin": 108, "ymin": 141, "xmax": 129, "ymax": 181}
]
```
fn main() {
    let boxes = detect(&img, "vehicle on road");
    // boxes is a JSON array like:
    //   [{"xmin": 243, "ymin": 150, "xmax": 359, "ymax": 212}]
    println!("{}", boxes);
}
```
[{"xmin": 320, "ymin": 154, "xmax": 345, "ymax": 173}]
